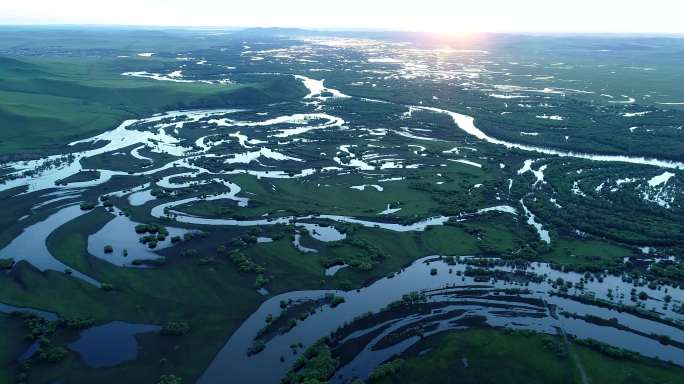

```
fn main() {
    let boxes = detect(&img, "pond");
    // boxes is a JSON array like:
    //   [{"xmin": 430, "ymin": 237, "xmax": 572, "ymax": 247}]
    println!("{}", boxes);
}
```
[{"xmin": 68, "ymin": 321, "xmax": 160, "ymax": 368}]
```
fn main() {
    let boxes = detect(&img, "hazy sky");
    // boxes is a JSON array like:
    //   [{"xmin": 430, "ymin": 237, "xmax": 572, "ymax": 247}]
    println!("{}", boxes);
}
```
[{"xmin": 0, "ymin": 0, "xmax": 682, "ymax": 34}]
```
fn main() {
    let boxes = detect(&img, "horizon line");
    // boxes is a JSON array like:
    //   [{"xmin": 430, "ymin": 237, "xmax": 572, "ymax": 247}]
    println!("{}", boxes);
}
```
[{"xmin": 0, "ymin": 23, "xmax": 683, "ymax": 37}]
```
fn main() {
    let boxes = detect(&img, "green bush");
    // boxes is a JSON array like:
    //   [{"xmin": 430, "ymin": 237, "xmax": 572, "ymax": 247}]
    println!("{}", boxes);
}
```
[
  {"xmin": 247, "ymin": 340, "xmax": 265, "ymax": 356},
  {"xmin": 368, "ymin": 358, "xmax": 405, "ymax": 381},
  {"xmin": 325, "ymin": 294, "xmax": 345, "ymax": 308},
  {"xmin": 161, "ymin": 321, "xmax": 191, "ymax": 336},
  {"xmin": 283, "ymin": 339, "xmax": 338, "ymax": 383},
  {"xmin": 157, "ymin": 374, "xmax": 183, "ymax": 384},
  {"xmin": 100, "ymin": 283, "xmax": 114, "ymax": 291},
  {"xmin": 60, "ymin": 317, "xmax": 95, "ymax": 330},
  {"xmin": 79, "ymin": 202, "xmax": 95, "ymax": 210},
  {"xmin": 0, "ymin": 258, "xmax": 14, "ymax": 269}
]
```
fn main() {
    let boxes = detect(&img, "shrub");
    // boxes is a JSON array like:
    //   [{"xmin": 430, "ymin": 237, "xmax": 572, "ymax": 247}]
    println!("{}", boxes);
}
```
[
  {"xmin": 325, "ymin": 294, "xmax": 345, "ymax": 308},
  {"xmin": 247, "ymin": 340, "xmax": 265, "ymax": 356},
  {"xmin": 368, "ymin": 358, "xmax": 405, "ymax": 381},
  {"xmin": 0, "ymin": 258, "xmax": 14, "ymax": 269},
  {"xmin": 37, "ymin": 345, "xmax": 69, "ymax": 363},
  {"xmin": 60, "ymin": 317, "xmax": 95, "ymax": 329},
  {"xmin": 157, "ymin": 374, "xmax": 183, "ymax": 384},
  {"xmin": 387, "ymin": 292, "xmax": 427, "ymax": 309},
  {"xmin": 79, "ymin": 202, "xmax": 95, "ymax": 210},
  {"xmin": 100, "ymin": 283, "xmax": 114, "ymax": 291},
  {"xmin": 576, "ymin": 338, "xmax": 640, "ymax": 360},
  {"xmin": 161, "ymin": 321, "xmax": 190, "ymax": 336},
  {"xmin": 254, "ymin": 274, "xmax": 270, "ymax": 288}
]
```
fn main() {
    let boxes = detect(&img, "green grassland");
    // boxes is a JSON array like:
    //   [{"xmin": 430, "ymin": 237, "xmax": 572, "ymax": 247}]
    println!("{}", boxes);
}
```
[
  {"xmin": 545, "ymin": 238, "xmax": 632, "ymax": 268},
  {"xmin": 0, "ymin": 55, "xmax": 304, "ymax": 157},
  {"xmin": 177, "ymin": 164, "xmax": 491, "ymax": 220},
  {"xmin": 0, "ymin": 314, "xmax": 29, "ymax": 384}
]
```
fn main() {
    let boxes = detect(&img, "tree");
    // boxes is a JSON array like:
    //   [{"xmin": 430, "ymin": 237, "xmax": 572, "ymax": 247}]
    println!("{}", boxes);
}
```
[{"xmin": 157, "ymin": 374, "xmax": 183, "ymax": 384}]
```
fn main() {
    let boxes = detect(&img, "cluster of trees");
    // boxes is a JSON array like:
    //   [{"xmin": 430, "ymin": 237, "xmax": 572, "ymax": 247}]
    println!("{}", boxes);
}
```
[
  {"xmin": 35, "ymin": 337, "xmax": 69, "ymax": 363},
  {"xmin": 227, "ymin": 251, "xmax": 264, "ymax": 274},
  {"xmin": 60, "ymin": 316, "xmax": 95, "ymax": 330},
  {"xmin": 475, "ymin": 94, "xmax": 684, "ymax": 162},
  {"xmin": 368, "ymin": 358, "xmax": 405, "ymax": 382},
  {"xmin": 282, "ymin": 339, "xmax": 338, "ymax": 384},
  {"xmin": 463, "ymin": 267, "xmax": 543, "ymax": 284},
  {"xmin": 386, "ymin": 291, "xmax": 427, "ymax": 309},
  {"xmin": 647, "ymin": 261, "xmax": 684, "ymax": 288},
  {"xmin": 325, "ymin": 293, "xmax": 345, "ymax": 308},
  {"xmin": 255, "ymin": 302, "xmax": 319, "ymax": 346},
  {"xmin": 10, "ymin": 312, "xmax": 55, "ymax": 341},
  {"xmin": 528, "ymin": 177, "xmax": 684, "ymax": 248},
  {"xmin": 575, "ymin": 338, "xmax": 641, "ymax": 361},
  {"xmin": 221, "ymin": 247, "xmax": 273, "ymax": 288},
  {"xmin": 135, "ymin": 224, "xmax": 170, "ymax": 249},
  {"xmin": 8, "ymin": 312, "xmax": 95, "ymax": 369},
  {"xmin": 330, "ymin": 238, "xmax": 387, "ymax": 272}
]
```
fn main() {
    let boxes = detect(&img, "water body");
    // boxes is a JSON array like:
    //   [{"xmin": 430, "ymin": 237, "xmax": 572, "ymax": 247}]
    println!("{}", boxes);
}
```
[
  {"xmin": 0, "ymin": 204, "xmax": 100, "ymax": 286},
  {"xmin": 520, "ymin": 199, "xmax": 551, "ymax": 243},
  {"xmin": 295, "ymin": 223, "xmax": 347, "ymax": 242},
  {"xmin": 87, "ymin": 209, "xmax": 191, "ymax": 267},
  {"xmin": 152, "ymin": 201, "xmax": 513, "ymax": 235},
  {"xmin": 199, "ymin": 256, "xmax": 684, "ymax": 383},
  {"xmin": 0, "ymin": 302, "xmax": 58, "ymax": 321},
  {"xmin": 68, "ymin": 321, "xmax": 160, "ymax": 368},
  {"xmin": 128, "ymin": 189, "xmax": 156, "ymax": 206},
  {"xmin": 0, "ymin": 109, "xmax": 242, "ymax": 195},
  {"xmin": 325, "ymin": 264, "xmax": 349, "ymax": 276}
]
